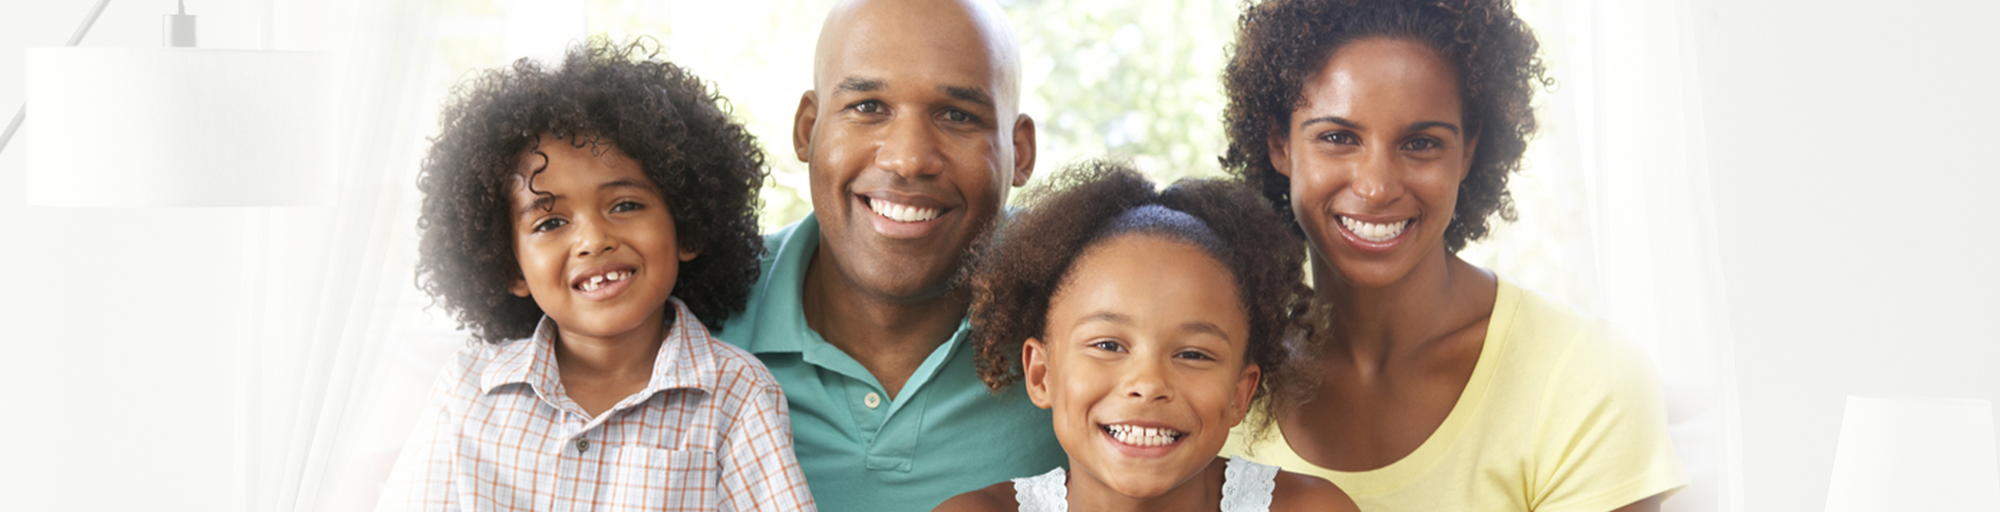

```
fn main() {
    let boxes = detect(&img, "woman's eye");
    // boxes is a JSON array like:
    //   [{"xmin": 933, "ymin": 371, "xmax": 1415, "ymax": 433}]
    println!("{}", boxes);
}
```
[
  {"xmin": 533, "ymin": 218, "xmax": 567, "ymax": 232},
  {"xmin": 1318, "ymin": 131, "xmax": 1358, "ymax": 145},
  {"xmin": 1088, "ymin": 340, "xmax": 1126, "ymax": 353},
  {"xmin": 1403, "ymin": 137, "xmax": 1442, "ymax": 151}
]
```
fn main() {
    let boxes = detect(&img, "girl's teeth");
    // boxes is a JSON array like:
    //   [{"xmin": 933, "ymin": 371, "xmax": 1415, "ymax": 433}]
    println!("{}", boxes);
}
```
[
  {"xmin": 1340, "ymin": 216, "xmax": 1411, "ymax": 242},
  {"xmin": 1104, "ymin": 424, "xmax": 1182, "ymax": 447}
]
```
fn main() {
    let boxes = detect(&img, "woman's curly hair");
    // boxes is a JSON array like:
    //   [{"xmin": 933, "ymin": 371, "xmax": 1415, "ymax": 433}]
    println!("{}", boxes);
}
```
[
  {"xmin": 415, "ymin": 37, "xmax": 767, "ymax": 344},
  {"xmin": 1220, "ymin": 0, "xmax": 1550, "ymax": 252},
  {"xmin": 966, "ymin": 159, "xmax": 1318, "ymax": 441}
]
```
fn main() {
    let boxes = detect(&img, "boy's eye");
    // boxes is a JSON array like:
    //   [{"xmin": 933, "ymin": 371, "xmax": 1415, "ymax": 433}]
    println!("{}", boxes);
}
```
[
  {"xmin": 1088, "ymin": 339, "xmax": 1126, "ymax": 353},
  {"xmin": 532, "ymin": 218, "xmax": 567, "ymax": 232},
  {"xmin": 610, "ymin": 200, "xmax": 643, "ymax": 213}
]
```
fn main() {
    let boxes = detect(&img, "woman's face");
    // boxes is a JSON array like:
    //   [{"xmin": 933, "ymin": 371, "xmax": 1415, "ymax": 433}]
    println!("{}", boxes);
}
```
[
  {"xmin": 1021, "ymin": 234, "xmax": 1259, "ymax": 500},
  {"xmin": 1268, "ymin": 37, "xmax": 1476, "ymax": 288}
]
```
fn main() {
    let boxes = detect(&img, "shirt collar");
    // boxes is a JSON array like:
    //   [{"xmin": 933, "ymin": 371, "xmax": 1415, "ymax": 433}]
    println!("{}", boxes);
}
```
[
  {"xmin": 480, "ymin": 297, "xmax": 713, "ymax": 397},
  {"xmin": 735, "ymin": 213, "xmax": 823, "ymax": 355}
]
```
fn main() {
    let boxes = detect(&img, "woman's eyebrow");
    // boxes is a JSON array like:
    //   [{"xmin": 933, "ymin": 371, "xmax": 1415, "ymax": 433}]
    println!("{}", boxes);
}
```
[
  {"xmin": 1299, "ymin": 115, "xmax": 1359, "ymax": 130},
  {"xmin": 1406, "ymin": 120, "xmax": 1461, "ymax": 135}
]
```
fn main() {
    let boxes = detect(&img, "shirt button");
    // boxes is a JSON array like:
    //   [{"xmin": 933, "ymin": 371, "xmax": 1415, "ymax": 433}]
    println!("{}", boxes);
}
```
[
  {"xmin": 863, "ymin": 392, "xmax": 882, "ymax": 409},
  {"xmin": 576, "ymin": 439, "xmax": 590, "ymax": 453}
]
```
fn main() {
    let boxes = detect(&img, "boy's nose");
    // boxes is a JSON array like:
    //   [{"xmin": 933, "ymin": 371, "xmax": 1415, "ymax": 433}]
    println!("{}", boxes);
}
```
[{"xmin": 571, "ymin": 218, "xmax": 617, "ymax": 256}]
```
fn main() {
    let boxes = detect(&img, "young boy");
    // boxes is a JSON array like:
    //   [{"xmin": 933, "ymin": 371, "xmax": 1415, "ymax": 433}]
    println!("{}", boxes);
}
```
[{"xmin": 379, "ymin": 38, "xmax": 814, "ymax": 511}]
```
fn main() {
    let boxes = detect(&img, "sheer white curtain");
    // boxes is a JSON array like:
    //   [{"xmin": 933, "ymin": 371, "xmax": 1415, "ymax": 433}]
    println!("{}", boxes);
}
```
[{"xmin": 1465, "ymin": 0, "xmax": 1742, "ymax": 510}]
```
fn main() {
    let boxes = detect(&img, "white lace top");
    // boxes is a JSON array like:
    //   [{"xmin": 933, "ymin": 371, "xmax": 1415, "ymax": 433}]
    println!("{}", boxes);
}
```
[{"xmin": 1011, "ymin": 456, "xmax": 1279, "ymax": 512}]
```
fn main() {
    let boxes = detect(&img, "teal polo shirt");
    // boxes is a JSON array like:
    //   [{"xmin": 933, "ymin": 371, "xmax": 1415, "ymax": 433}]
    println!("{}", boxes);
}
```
[{"xmin": 714, "ymin": 214, "xmax": 1065, "ymax": 512}]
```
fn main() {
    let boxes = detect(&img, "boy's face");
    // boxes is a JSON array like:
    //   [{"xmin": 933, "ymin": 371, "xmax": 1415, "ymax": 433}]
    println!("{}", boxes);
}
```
[
  {"xmin": 507, "ymin": 135, "xmax": 696, "ymax": 343},
  {"xmin": 1021, "ymin": 234, "xmax": 1260, "ymax": 500}
]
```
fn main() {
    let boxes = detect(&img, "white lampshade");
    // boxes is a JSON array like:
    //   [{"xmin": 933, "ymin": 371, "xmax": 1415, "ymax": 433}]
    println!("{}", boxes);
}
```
[
  {"xmin": 1826, "ymin": 395, "xmax": 2000, "ymax": 511},
  {"xmin": 24, "ymin": 48, "xmax": 333, "ymax": 207}
]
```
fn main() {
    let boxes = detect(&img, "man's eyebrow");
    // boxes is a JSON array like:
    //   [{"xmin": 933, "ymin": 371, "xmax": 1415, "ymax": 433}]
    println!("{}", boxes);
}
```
[
  {"xmin": 1407, "ymin": 120, "xmax": 1461, "ymax": 135},
  {"xmin": 1299, "ymin": 116, "xmax": 1360, "ymax": 130},
  {"xmin": 940, "ymin": 85, "xmax": 995, "ymax": 108},
  {"xmin": 837, "ymin": 76, "xmax": 885, "ymax": 93}
]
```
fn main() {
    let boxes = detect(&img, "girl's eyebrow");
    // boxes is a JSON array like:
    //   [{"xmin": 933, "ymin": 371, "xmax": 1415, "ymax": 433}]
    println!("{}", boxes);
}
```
[
  {"xmin": 1178, "ymin": 321, "xmax": 1230, "ymax": 341},
  {"xmin": 1074, "ymin": 312, "xmax": 1232, "ymax": 342}
]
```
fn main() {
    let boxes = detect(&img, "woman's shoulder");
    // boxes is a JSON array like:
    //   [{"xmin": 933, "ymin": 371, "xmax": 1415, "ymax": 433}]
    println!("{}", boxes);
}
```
[
  {"xmin": 931, "ymin": 481, "xmax": 1018, "ymax": 512},
  {"xmin": 1269, "ymin": 469, "xmax": 1358, "ymax": 512},
  {"xmin": 1494, "ymin": 280, "xmax": 1657, "ymax": 378}
]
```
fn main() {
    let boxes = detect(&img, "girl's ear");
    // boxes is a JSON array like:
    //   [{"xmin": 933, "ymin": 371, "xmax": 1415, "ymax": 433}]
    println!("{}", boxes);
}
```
[
  {"xmin": 1228, "ymin": 362, "xmax": 1263, "ymax": 426},
  {"xmin": 1022, "ymin": 338, "xmax": 1053, "ymax": 410}
]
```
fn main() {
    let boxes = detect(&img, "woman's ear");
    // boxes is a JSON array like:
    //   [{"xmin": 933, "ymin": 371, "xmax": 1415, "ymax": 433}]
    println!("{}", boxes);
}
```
[
  {"xmin": 1228, "ymin": 362, "xmax": 1263, "ymax": 426},
  {"xmin": 1267, "ymin": 124, "xmax": 1294, "ymax": 178},
  {"xmin": 1023, "ymin": 338, "xmax": 1053, "ymax": 409}
]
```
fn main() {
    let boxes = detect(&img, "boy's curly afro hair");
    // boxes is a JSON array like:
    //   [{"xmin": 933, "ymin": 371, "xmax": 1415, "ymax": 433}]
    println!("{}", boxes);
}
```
[
  {"xmin": 966, "ymin": 159, "xmax": 1318, "ymax": 441},
  {"xmin": 1221, "ymin": 0, "xmax": 1551, "ymax": 252},
  {"xmin": 416, "ymin": 37, "xmax": 767, "ymax": 344}
]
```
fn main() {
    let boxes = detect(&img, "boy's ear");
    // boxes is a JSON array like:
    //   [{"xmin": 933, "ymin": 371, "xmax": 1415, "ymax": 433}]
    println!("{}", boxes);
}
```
[
  {"xmin": 1228, "ymin": 362, "xmax": 1262, "ymax": 426},
  {"xmin": 508, "ymin": 278, "xmax": 531, "ymax": 298},
  {"xmin": 792, "ymin": 90, "xmax": 818, "ymax": 163},
  {"xmin": 1022, "ymin": 337, "xmax": 1053, "ymax": 410}
]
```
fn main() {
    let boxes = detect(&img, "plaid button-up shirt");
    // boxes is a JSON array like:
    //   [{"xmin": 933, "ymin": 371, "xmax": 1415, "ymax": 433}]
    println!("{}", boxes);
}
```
[{"xmin": 378, "ymin": 298, "xmax": 815, "ymax": 512}]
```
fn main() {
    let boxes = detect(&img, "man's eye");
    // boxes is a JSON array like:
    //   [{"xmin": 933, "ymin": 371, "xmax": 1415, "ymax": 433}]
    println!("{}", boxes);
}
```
[
  {"xmin": 940, "ymin": 109, "xmax": 975, "ymax": 124},
  {"xmin": 533, "ymin": 218, "xmax": 567, "ymax": 232},
  {"xmin": 851, "ymin": 100, "xmax": 885, "ymax": 114}
]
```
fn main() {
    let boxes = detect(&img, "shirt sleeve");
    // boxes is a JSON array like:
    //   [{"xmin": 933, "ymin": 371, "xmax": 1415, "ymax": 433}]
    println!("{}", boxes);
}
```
[
  {"xmin": 375, "ymin": 349, "xmax": 479, "ymax": 512},
  {"xmin": 1526, "ymin": 323, "xmax": 1688, "ymax": 512},
  {"xmin": 714, "ymin": 363, "xmax": 817, "ymax": 512}
]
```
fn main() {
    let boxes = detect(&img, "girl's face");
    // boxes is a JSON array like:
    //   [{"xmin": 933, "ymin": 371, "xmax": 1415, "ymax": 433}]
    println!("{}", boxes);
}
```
[
  {"xmin": 1022, "ymin": 234, "xmax": 1260, "ymax": 500},
  {"xmin": 1267, "ymin": 37, "xmax": 1476, "ymax": 288},
  {"xmin": 508, "ymin": 135, "xmax": 697, "ymax": 344}
]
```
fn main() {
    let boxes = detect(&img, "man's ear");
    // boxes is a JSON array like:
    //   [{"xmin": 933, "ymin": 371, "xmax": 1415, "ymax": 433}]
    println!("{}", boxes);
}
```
[
  {"xmin": 1228, "ymin": 362, "xmax": 1262, "ymax": 426},
  {"xmin": 1022, "ymin": 337, "xmax": 1053, "ymax": 409},
  {"xmin": 1010, "ymin": 113, "xmax": 1037, "ymax": 187},
  {"xmin": 792, "ymin": 90, "xmax": 818, "ymax": 163},
  {"xmin": 1266, "ymin": 124, "xmax": 1293, "ymax": 178}
]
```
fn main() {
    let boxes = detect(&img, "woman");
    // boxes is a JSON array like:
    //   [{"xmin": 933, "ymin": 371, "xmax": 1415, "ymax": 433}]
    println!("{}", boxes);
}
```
[{"xmin": 1216, "ymin": 1, "xmax": 1686, "ymax": 510}]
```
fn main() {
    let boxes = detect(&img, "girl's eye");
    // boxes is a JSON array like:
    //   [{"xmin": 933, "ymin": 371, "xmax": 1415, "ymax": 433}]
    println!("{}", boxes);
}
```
[
  {"xmin": 611, "ymin": 200, "xmax": 643, "ymax": 213},
  {"xmin": 1174, "ymin": 350, "xmax": 1215, "ymax": 361},
  {"xmin": 533, "ymin": 218, "xmax": 567, "ymax": 232},
  {"xmin": 1088, "ymin": 339, "xmax": 1126, "ymax": 353}
]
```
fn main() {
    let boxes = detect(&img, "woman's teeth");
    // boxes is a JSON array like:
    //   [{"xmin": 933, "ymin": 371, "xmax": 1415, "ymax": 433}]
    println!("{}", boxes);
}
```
[
  {"xmin": 1102, "ymin": 424, "xmax": 1184, "ymax": 447},
  {"xmin": 1340, "ymin": 216, "xmax": 1411, "ymax": 242},
  {"xmin": 578, "ymin": 270, "xmax": 632, "ymax": 292},
  {"xmin": 869, "ymin": 198, "xmax": 941, "ymax": 223}
]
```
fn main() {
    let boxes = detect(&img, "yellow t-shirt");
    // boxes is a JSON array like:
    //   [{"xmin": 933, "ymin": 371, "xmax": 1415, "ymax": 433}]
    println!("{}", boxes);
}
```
[{"xmin": 1223, "ymin": 279, "xmax": 1686, "ymax": 511}]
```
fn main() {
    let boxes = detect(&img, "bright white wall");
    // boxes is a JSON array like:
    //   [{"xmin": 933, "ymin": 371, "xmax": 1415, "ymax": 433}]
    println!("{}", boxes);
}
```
[
  {"xmin": 0, "ymin": 1, "xmax": 290, "ymax": 509},
  {"xmin": 1690, "ymin": 0, "xmax": 2000, "ymax": 510}
]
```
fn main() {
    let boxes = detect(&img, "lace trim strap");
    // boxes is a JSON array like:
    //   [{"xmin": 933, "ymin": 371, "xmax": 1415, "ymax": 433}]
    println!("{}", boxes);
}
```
[
  {"xmin": 1221, "ymin": 456, "xmax": 1278, "ymax": 512},
  {"xmin": 1013, "ymin": 466, "xmax": 1068, "ymax": 512}
]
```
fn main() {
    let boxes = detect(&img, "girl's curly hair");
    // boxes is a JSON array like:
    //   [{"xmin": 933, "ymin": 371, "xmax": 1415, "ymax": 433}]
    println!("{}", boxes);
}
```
[
  {"xmin": 416, "ymin": 37, "xmax": 767, "ymax": 344},
  {"xmin": 966, "ymin": 159, "xmax": 1318, "ymax": 441},
  {"xmin": 1220, "ymin": 0, "xmax": 1551, "ymax": 252}
]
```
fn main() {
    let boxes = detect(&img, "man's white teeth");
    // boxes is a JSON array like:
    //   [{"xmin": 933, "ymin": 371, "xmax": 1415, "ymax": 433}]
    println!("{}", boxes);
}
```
[
  {"xmin": 1340, "ymin": 216, "xmax": 1411, "ymax": 242},
  {"xmin": 869, "ymin": 199, "xmax": 941, "ymax": 223},
  {"xmin": 1103, "ymin": 424, "xmax": 1183, "ymax": 447},
  {"xmin": 578, "ymin": 270, "xmax": 631, "ymax": 292}
]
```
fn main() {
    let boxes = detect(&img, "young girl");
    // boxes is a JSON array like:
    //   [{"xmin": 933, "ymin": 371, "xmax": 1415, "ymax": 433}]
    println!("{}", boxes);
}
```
[
  {"xmin": 935, "ymin": 161, "xmax": 1358, "ymax": 512},
  {"xmin": 379, "ymin": 38, "xmax": 813, "ymax": 511}
]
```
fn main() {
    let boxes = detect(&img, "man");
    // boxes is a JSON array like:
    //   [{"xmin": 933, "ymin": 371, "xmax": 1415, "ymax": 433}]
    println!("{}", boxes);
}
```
[{"xmin": 713, "ymin": 0, "xmax": 1065, "ymax": 511}]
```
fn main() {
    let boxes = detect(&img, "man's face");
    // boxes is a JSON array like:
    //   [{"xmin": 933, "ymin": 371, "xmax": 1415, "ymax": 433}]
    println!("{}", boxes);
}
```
[{"xmin": 794, "ymin": 1, "xmax": 1033, "ymax": 302}]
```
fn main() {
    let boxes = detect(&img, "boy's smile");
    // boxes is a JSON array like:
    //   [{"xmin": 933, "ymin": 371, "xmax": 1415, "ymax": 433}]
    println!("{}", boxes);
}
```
[
  {"xmin": 507, "ymin": 134, "xmax": 696, "ymax": 346},
  {"xmin": 1022, "ymin": 234, "xmax": 1260, "ymax": 502}
]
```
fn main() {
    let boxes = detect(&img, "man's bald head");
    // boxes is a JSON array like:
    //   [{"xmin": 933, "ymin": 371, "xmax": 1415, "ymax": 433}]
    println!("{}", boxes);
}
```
[{"xmin": 813, "ymin": 0, "xmax": 1023, "ymax": 116}]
